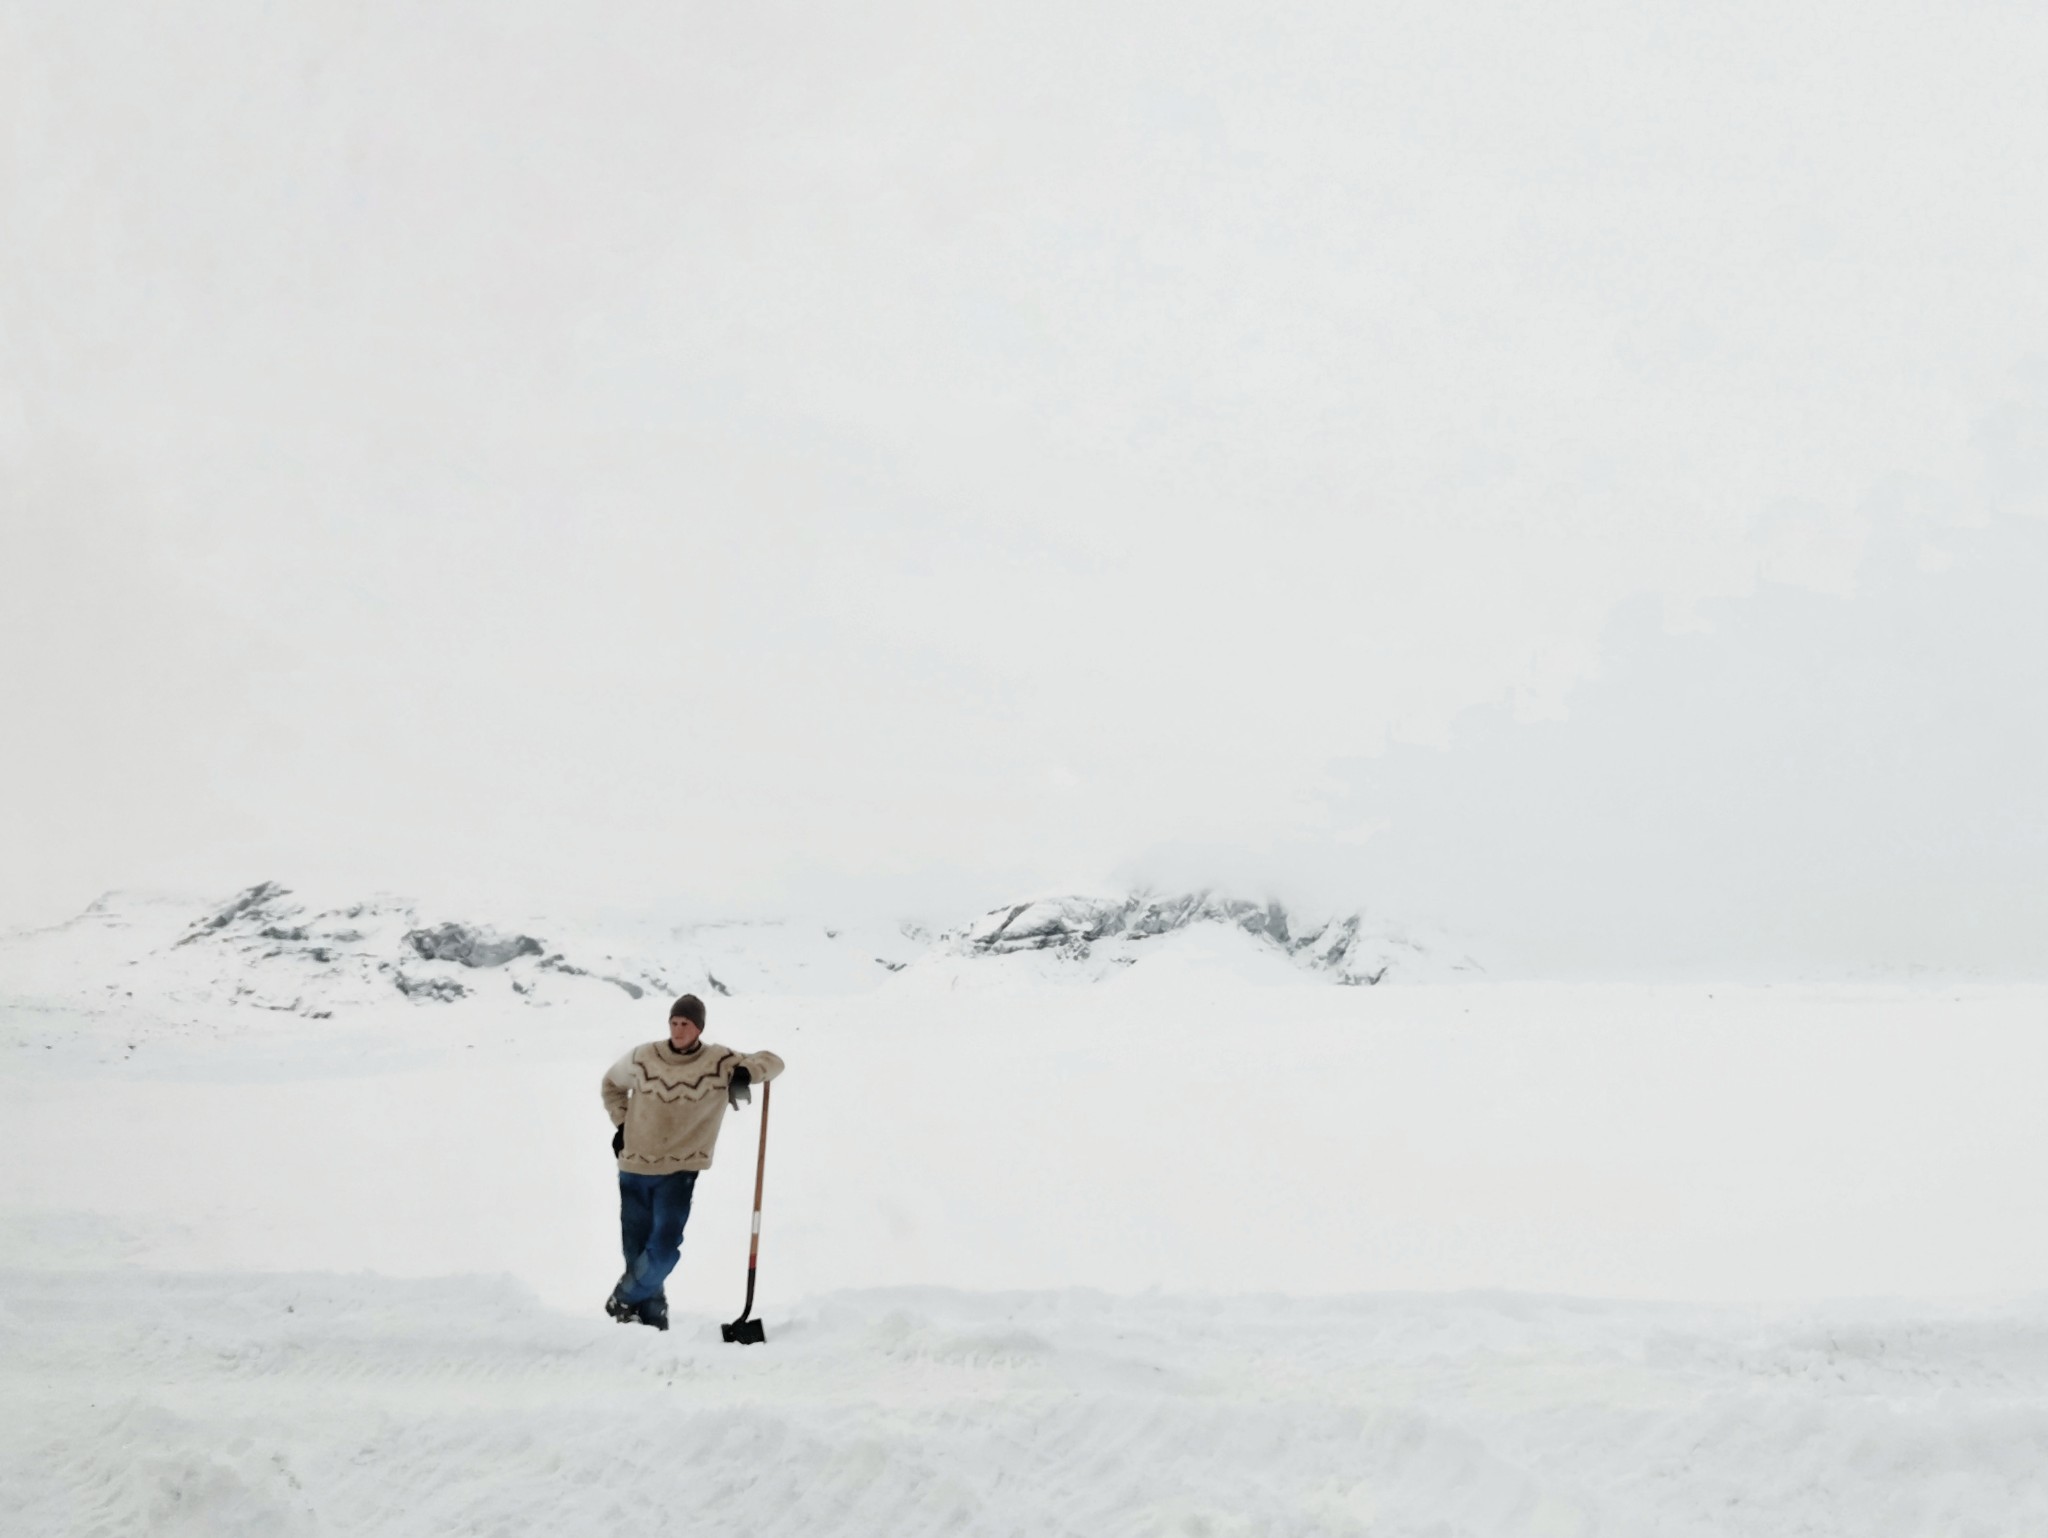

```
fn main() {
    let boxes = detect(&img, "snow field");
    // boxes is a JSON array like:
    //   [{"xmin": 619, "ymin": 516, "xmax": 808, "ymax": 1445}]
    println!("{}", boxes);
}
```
[
  {"xmin": 5, "ymin": 1267, "xmax": 2048, "ymax": 1537},
  {"xmin": 6, "ymin": 983, "xmax": 2048, "ymax": 1307},
  {"xmin": 7, "ymin": 980, "xmax": 2048, "ymax": 1534}
]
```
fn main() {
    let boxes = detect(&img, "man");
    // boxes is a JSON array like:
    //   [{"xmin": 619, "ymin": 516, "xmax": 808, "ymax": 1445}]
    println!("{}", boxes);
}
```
[{"xmin": 600, "ymin": 993, "xmax": 785, "ymax": 1330}]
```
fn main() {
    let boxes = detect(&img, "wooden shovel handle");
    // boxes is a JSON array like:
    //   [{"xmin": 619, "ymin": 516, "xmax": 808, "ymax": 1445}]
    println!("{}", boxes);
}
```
[{"xmin": 747, "ymin": 1078, "xmax": 770, "ymax": 1268}]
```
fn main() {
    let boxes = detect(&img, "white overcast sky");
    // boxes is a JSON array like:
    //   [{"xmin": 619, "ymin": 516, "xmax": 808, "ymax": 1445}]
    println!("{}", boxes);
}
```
[{"xmin": 5, "ymin": 2, "xmax": 2048, "ymax": 972}]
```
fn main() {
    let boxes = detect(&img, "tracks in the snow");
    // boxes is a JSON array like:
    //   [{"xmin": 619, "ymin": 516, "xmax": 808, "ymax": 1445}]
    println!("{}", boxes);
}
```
[{"xmin": 6, "ymin": 1270, "xmax": 2048, "ymax": 1537}]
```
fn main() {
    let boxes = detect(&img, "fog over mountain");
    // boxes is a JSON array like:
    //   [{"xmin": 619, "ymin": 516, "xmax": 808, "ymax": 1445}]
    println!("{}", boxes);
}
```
[
  {"xmin": 7, "ymin": 2, "xmax": 2048, "ymax": 975},
  {"xmin": 1321, "ymin": 494, "xmax": 2048, "ymax": 978}
]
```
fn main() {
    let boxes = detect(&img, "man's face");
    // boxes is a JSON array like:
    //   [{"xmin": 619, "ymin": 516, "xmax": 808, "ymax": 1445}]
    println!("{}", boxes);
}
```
[{"xmin": 668, "ymin": 1014, "xmax": 702, "ymax": 1050}]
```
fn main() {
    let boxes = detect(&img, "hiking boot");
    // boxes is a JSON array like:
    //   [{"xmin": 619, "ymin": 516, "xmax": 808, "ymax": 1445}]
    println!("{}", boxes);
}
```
[
  {"xmin": 635, "ymin": 1294, "xmax": 670, "ymax": 1332},
  {"xmin": 604, "ymin": 1286, "xmax": 638, "ymax": 1324}
]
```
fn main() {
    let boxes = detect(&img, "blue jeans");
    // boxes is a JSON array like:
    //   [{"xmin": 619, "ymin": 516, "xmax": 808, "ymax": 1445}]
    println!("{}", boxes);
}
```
[{"xmin": 617, "ymin": 1170, "xmax": 698, "ymax": 1305}]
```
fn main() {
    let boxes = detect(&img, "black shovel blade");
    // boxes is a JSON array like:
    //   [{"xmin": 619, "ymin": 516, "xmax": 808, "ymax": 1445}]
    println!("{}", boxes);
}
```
[{"xmin": 721, "ymin": 1316, "xmax": 766, "ymax": 1345}]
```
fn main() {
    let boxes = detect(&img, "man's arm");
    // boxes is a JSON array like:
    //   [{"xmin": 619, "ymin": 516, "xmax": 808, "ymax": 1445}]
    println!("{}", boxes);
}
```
[
  {"xmin": 600, "ymin": 1050, "xmax": 637, "ymax": 1126},
  {"xmin": 724, "ymin": 1049, "xmax": 784, "ymax": 1107}
]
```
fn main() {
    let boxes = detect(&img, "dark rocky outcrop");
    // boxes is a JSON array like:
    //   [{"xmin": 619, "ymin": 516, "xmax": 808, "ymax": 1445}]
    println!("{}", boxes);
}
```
[
  {"xmin": 403, "ymin": 924, "xmax": 545, "ymax": 969},
  {"xmin": 392, "ymin": 971, "xmax": 468, "ymax": 1002},
  {"xmin": 954, "ymin": 891, "xmax": 1444, "ymax": 985},
  {"xmin": 179, "ymin": 881, "xmax": 294, "ymax": 943}
]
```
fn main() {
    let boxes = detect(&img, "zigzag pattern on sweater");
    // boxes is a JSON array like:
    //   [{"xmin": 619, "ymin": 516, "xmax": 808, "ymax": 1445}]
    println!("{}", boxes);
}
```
[{"xmin": 631, "ymin": 1045, "xmax": 735, "ymax": 1102}]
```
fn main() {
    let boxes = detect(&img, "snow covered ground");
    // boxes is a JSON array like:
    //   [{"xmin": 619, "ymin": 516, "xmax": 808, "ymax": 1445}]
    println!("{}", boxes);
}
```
[
  {"xmin": 6, "ymin": 964, "xmax": 2048, "ymax": 1532},
  {"xmin": 8, "ymin": 1266, "xmax": 2048, "ymax": 1537}
]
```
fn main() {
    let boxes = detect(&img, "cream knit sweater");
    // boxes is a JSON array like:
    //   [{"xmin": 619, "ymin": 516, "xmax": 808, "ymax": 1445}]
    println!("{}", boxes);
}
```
[{"xmin": 601, "ymin": 1039, "xmax": 785, "ymax": 1175}]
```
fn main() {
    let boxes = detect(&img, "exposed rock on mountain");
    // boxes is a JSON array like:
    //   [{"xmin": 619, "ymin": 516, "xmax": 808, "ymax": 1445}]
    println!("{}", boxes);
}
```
[
  {"xmin": 392, "ymin": 972, "xmax": 468, "ymax": 1003},
  {"xmin": 950, "ymin": 892, "xmax": 1478, "ymax": 986},
  {"xmin": 0, "ymin": 882, "xmax": 1479, "ymax": 1022},
  {"xmin": 403, "ymin": 924, "xmax": 544, "ymax": 969},
  {"xmin": 134, "ymin": 883, "xmax": 675, "ymax": 1016},
  {"xmin": 177, "ymin": 879, "xmax": 292, "ymax": 941}
]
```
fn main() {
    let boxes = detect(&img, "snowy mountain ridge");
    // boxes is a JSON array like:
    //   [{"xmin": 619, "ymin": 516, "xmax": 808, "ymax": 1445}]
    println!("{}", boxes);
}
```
[
  {"xmin": 0, "ymin": 882, "xmax": 1481, "ymax": 1021},
  {"xmin": 943, "ymin": 892, "xmax": 1454, "ymax": 986}
]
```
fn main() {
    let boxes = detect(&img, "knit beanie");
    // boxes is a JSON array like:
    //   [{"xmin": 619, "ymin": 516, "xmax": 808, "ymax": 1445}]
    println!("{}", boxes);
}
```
[{"xmin": 669, "ymin": 994, "xmax": 707, "ymax": 1028}]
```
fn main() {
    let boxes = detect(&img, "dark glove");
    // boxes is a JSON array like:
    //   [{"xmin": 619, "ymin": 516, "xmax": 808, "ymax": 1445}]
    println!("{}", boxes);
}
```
[
  {"xmin": 611, "ymin": 1124, "xmax": 625, "ymax": 1155},
  {"xmin": 728, "ymin": 1064, "xmax": 752, "ymax": 1109}
]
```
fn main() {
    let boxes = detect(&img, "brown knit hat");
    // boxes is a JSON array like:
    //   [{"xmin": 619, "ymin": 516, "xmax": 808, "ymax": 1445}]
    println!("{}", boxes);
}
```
[{"xmin": 669, "ymin": 993, "xmax": 706, "ymax": 1028}]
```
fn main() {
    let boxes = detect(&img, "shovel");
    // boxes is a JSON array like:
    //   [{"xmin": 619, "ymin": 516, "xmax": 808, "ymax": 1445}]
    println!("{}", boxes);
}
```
[{"xmin": 721, "ymin": 1077, "xmax": 771, "ymax": 1344}]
